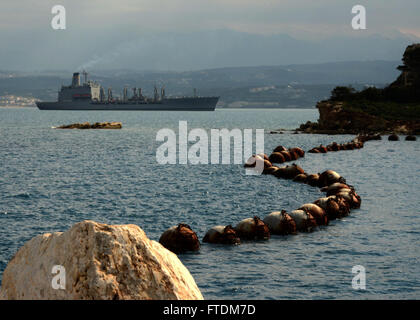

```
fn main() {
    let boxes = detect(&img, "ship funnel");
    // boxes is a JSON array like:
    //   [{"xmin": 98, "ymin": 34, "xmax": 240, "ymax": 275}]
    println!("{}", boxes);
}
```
[{"xmin": 72, "ymin": 73, "xmax": 80, "ymax": 87}]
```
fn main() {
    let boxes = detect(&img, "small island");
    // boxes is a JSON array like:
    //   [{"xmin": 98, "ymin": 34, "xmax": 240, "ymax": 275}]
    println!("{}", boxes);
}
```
[
  {"xmin": 299, "ymin": 44, "xmax": 420, "ymax": 135},
  {"xmin": 56, "ymin": 122, "xmax": 122, "ymax": 129}
]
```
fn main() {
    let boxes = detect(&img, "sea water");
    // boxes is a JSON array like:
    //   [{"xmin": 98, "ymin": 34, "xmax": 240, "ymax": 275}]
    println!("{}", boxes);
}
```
[{"xmin": 0, "ymin": 107, "xmax": 419, "ymax": 299}]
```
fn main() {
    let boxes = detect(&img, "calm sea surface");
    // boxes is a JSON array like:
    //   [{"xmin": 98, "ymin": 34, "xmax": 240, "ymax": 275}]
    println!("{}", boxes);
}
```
[{"xmin": 0, "ymin": 107, "xmax": 419, "ymax": 299}]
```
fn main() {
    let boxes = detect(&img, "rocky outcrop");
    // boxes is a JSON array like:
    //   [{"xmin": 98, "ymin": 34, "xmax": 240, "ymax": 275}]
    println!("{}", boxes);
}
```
[
  {"xmin": 297, "ymin": 44, "xmax": 420, "ymax": 135},
  {"xmin": 56, "ymin": 122, "xmax": 122, "ymax": 129},
  {"xmin": 391, "ymin": 43, "xmax": 420, "ymax": 88},
  {"xmin": 317, "ymin": 101, "xmax": 388, "ymax": 133},
  {"xmin": 298, "ymin": 100, "xmax": 420, "ymax": 134},
  {"xmin": 0, "ymin": 220, "xmax": 203, "ymax": 300}
]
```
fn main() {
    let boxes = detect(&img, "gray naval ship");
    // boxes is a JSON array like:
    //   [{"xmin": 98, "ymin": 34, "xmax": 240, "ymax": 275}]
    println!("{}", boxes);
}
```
[{"xmin": 36, "ymin": 72, "xmax": 218, "ymax": 111}]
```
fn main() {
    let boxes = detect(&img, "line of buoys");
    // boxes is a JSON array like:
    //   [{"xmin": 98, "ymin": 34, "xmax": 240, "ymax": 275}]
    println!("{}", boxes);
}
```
[
  {"xmin": 234, "ymin": 216, "xmax": 270, "ymax": 240},
  {"xmin": 307, "ymin": 134, "xmax": 416, "ymax": 155},
  {"xmin": 356, "ymin": 134, "xmax": 382, "ymax": 142},
  {"xmin": 202, "ymin": 225, "xmax": 241, "ymax": 245},
  {"xmin": 269, "ymin": 146, "xmax": 305, "ymax": 164},
  {"xmin": 286, "ymin": 209, "xmax": 317, "ymax": 232},
  {"xmin": 263, "ymin": 211, "xmax": 297, "ymax": 235},
  {"xmin": 159, "ymin": 223, "xmax": 201, "ymax": 254},
  {"xmin": 273, "ymin": 164, "xmax": 305, "ymax": 179},
  {"xmin": 308, "ymin": 145, "xmax": 328, "ymax": 153},
  {"xmin": 243, "ymin": 154, "xmax": 273, "ymax": 174},
  {"xmin": 160, "ymin": 215, "xmax": 272, "ymax": 252},
  {"xmin": 314, "ymin": 195, "xmax": 350, "ymax": 220},
  {"xmin": 308, "ymin": 140, "xmax": 364, "ymax": 154},
  {"xmin": 405, "ymin": 135, "xmax": 417, "ymax": 141},
  {"xmin": 387, "ymin": 134, "xmax": 417, "ymax": 141},
  {"xmin": 388, "ymin": 134, "xmax": 399, "ymax": 141},
  {"xmin": 159, "ymin": 167, "xmax": 361, "ymax": 253},
  {"xmin": 299, "ymin": 203, "xmax": 329, "ymax": 226},
  {"xmin": 159, "ymin": 138, "xmax": 370, "ymax": 253},
  {"xmin": 243, "ymin": 145, "xmax": 305, "ymax": 176},
  {"xmin": 259, "ymin": 166, "xmax": 361, "ymax": 228},
  {"xmin": 264, "ymin": 161, "xmax": 347, "ymax": 189}
]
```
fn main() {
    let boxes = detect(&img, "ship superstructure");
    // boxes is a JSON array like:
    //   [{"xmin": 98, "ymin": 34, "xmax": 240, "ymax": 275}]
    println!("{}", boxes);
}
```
[{"xmin": 58, "ymin": 71, "xmax": 101, "ymax": 102}]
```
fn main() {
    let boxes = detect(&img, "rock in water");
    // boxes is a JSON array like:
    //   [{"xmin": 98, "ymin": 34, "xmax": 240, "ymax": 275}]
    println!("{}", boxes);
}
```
[
  {"xmin": 56, "ymin": 122, "xmax": 122, "ymax": 129},
  {"xmin": 0, "ymin": 220, "xmax": 203, "ymax": 300}
]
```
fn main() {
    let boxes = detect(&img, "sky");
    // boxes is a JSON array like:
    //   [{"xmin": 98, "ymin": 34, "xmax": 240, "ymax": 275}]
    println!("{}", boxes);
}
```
[{"xmin": 1, "ymin": 0, "xmax": 419, "ymax": 71}]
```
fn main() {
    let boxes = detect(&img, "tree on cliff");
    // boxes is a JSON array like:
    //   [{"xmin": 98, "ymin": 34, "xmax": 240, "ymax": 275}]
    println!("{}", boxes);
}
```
[
  {"xmin": 330, "ymin": 86, "xmax": 356, "ymax": 101},
  {"xmin": 330, "ymin": 43, "xmax": 420, "ymax": 104}
]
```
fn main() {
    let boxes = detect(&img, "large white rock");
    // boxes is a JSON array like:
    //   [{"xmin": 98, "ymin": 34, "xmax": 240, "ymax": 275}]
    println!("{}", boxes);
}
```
[{"xmin": 0, "ymin": 220, "xmax": 203, "ymax": 300}]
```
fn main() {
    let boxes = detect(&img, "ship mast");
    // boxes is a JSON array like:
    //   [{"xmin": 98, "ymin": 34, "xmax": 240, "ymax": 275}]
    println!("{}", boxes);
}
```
[
  {"xmin": 154, "ymin": 85, "xmax": 159, "ymax": 102},
  {"xmin": 82, "ymin": 70, "xmax": 88, "ymax": 84}
]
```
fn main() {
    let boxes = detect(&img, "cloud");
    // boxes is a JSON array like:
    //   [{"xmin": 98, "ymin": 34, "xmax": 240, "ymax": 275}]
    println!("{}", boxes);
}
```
[
  {"xmin": 0, "ymin": 1, "xmax": 419, "ymax": 70},
  {"xmin": 1, "ymin": 0, "xmax": 419, "ymax": 36}
]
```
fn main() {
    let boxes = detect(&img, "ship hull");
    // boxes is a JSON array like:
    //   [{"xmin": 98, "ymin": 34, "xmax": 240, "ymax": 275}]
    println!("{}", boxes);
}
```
[{"xmin": 36, "ymin": 97, "xmax": 218, "ymax": 111}]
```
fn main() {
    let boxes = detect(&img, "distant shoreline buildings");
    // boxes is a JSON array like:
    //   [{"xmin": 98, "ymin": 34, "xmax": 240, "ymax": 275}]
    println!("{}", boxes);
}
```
[{"xmin": 0, "ymin": 95, "xmax": 37, "ymax": 107}]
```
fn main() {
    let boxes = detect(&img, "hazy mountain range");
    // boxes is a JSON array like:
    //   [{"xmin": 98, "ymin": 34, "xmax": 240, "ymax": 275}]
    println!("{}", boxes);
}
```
[
  {"xmin": 1, "ymin": 29, "xmax": 417, "ymax": 71},
  {"xmin": 0, "ymin": 59, "xmax": 402, "ymax": 108}
]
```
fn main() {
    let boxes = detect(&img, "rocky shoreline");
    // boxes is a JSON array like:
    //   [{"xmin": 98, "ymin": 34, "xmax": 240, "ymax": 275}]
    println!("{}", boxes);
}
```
[{"xmin": 296, "ymin": 100, "xmax": 420, "ymax": 135}]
